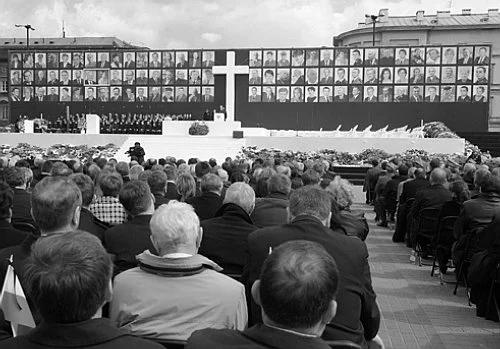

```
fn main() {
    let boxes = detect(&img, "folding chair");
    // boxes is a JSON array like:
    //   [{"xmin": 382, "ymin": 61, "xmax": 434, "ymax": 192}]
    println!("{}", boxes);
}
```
[
  {"xmin": 326, "ymin": 340, "xmax": 362, "ymax": 349},
  {"xmin": 431, "ymin": 215, "xmax": 458, "ymax": 277},
  {"xmin": 414, "ymin": 208, "xmax": 440, "ymax": 266},
  {"xmin": 153, "ymin": 339, "xmax": 186, "ymax": 349},
  {"xmin": 453, "ymin": 233, "xmax": 474, "ymax": 305}
]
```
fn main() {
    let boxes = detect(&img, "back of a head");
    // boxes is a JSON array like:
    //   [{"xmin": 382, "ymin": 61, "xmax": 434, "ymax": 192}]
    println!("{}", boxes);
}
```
[
  {"xmin": 195, "ymin": 161, "xmax": 211, "ymax": 179},
  {"xmin": 201, "ymin": 173, "xmax": 223, "ymax": 194},
  {"xmin": 414, "ymin": 168, "xmax": 426, "ymax": 179},
  {"xmin": 301, "ymin": 169, "xmax": 321, "ymax": 186},
  {"xmin": 449, "ymin": 180, "xmax": 470, "ymax": 203},
  {"xmin": 208, "ymin": 158, "xmax": 217, "ymax": 168},
  {"xmin": 289, "ymin": 186, "xmax": 331, "ymax": 221},
  {"xmin": 463, "ymin": 163, "xmax": 476, "ymax": 176},
  {"xmin": 164, "ymin": 165, "xmax": 178, "ymax": 181},
  {"xmin": 430, "ymin": 168, "xmax": 447, "ymax": 186},
  {"xmin": 371, "ymin": 158, "xmax": 379, "ymax": 167},
  {"xmin": 24, "ymin": 231, "xmax": 112, "ymax": 323},
  {"xmin": 3, "ymin": 167, "xmax": 25, "ymax": 188},
  {"xmin": 224, "ymin": 182, "xmax": 255, "ymax": 214},
  {"xmin": 398, "ymin": 164, "xmax": 409, "ymax": 177},
  {"xmin": 217, "ymin": 168, "xmax": 229, "ymax": 182},
  {"xmin": 176, "ymin": 173, "xmax": 196, "ymax": 199},
  {"xmin": 480, "ymin": 173, "xmax": 500, "ymax": 195},
  {"xmin": 115, "ymin": 161, "xmax": 130, "ymax": 177},
  {"xmin": 474, "ymin": 168, "xmax": 491, "ymax": 189},
  {"xmin": 0, "ymin": 182, "xmax": 13, "ymax": 220},
  {"xmin": 492, "ymin": 167, "xmax": 500, "ymax": 178},
  {"xmin": 267, "ymin": 174, "xmax": 292, "ymax": 196},
  {"xmin": 276, "ymin": 165, "xmax": 291, "ymax": 178},
  {"xmin": 69, "ymin": 173, "xmax": 95, "ymax": 207},
  {"xmin": 32, "ymin": 176, "xmax": 82, "ymax": 232},
  {"xmin": 430, "ymin": 158, "xmax": 442, "ymax": 170},
  {"xmin": 41, "ymin": 160, "xmax": 53, "ymax": 175},
  {"xmin": 147, "ymin": 170, "xmax": 167, "ymax": 194},
  {"xmin": 87, "ymin": 164, "xmax": 101, "ymax": 182},
  {"xmin": 326, "ymin": 177, "xmax": 354, "ymax": 210},
  {"xmin": 50, "ymin": 161, "xmax": 73, "ymax": 177},
  {"xmin": 150, "ymin": 202, "xmax": 200, "ymax": 255},
  {"xmin": 138, "ymin": 169, "xmax": 152, "ymax": 183},
  {"xmin": 259, "ymin": 240, "xmax": 339, "ymax": 329},
  {"xmin": 119, "ymin": 180, "xmax": 153, "ymax": 216},
  {"xmin": 98, "ymin": 172, "xmax": 123, "ymax": 197},
  {"xmin": 129, "ymin": 164, "xmax": 144, "ymax": 180}
]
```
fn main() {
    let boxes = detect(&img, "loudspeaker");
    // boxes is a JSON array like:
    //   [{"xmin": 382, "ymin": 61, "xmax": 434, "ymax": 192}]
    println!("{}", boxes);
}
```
[{"xmin": 233, "ymin": 130, "xmax": 244, "ymax": 139}]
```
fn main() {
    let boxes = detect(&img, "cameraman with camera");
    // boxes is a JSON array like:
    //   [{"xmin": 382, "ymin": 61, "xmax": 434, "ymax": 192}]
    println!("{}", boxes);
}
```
[{"xmin": 126, "ymin": 142, "xmax": 145, "ymax": 164}]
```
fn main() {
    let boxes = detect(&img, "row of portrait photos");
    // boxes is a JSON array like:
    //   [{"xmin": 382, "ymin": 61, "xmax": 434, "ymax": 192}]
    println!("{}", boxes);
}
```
[
  {"xmin": 247, "ymin": 46, "xmax": 490, "ymax": 67},
  {"xmin": 248, "ymin": 85, "xmax": 489, "ymax": 103},
  {"xmin": 9, "ymin": 68, "xmax": 215, "ymax": 87},
  {"xmin": 10, "ymin": 86, "xmax": 215, "ymax": 103},
  {"xmin": 9, "ymin": 51, "xmax": 216, "ymax": 69}
]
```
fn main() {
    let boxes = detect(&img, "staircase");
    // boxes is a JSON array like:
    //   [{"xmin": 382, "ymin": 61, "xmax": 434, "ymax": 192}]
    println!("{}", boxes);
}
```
[
  {"xmin": 456, "ymin": 132, "xmax": 500, "ymax": 157},
  {"xmin": 115, "ymin": 136, "xmax": 246, "ymax": 163}
]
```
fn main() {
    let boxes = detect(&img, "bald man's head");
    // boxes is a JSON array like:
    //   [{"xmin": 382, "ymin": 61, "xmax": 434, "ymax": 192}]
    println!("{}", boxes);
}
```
[{"xmin": 430, "ymin": 168, "xmax": 447, "ymax": 186}]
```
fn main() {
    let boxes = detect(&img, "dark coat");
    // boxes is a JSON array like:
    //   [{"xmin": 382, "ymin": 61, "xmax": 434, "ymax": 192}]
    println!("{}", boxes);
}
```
[
  {"xmin": 104, "ymin": 215, "xmax": 157, "ymax": 275},
  {"xmin": 251, "ymin": 192, "xmax": 289, "ymax": 228},
  {"xmin": 165, "ymin": 182, "xmax": 179, "ymax": 200},
  {"xmin": 0, "ymin": 220, "xmax": 28, "ymax": 250},
  {"xmin": 187, "ymin": 324, "xmax": 332, "ymax": 349},
  {"xmin": 153, "ymin": 193, "xmax": 170, "ymax": 209},
  {"xmin": 186, "ymin": 192, "xmax": 223, "ymax": 221},
  {"xmin": 78, "ymin": 208, "xmax": 109, "ymax": 242},
  {"xmin": 11, "ymin": 188, "xmax": 34, "ymax": 226},
  {"xmin": 363, "ymin": 167, "xmax": 382, "ymax": 192},
  {"xmin": 245, "ymin": 216, "xmax": 380, "ymax": 347},
  {"xmin": 410, "ymin": 184, "xmax": 452, "ymax": 218},
  {"xmin": 384, "ymin": 175, "xmax": 407, "ymax": 212},
  {"xmin": 199, "ymin": 203, "xmax": 258, "ymax": 275},
  {"xmin": 399, "ymin": 178, "xmax": 430, "ymax": 205},
  {"xmin": 0, "ymin": 318, "xmax": 162, "ymax": 349}
]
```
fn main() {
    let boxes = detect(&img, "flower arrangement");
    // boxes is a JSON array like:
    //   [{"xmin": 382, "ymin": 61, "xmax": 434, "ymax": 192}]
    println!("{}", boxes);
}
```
[
  {"xmin": 0, "ymin": 143, "xmax": 119, "ymax": 161},
  {"xmin": 188, "ymin": 122, "xmax": 209, "ymax": 136}
]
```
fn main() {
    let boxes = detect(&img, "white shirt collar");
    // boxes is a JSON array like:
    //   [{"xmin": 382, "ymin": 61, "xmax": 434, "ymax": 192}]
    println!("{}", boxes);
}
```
[
  {"xmin": 265, "ymin": 324, "xmax": 317, "ymax": 338},
  {"xmin": 165, "ymin": 252, "xmax": 193, "ymax": 259}
]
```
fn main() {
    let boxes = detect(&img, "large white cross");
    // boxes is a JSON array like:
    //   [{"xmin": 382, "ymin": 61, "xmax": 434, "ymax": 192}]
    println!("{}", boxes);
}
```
[{"xmin": 212, "ymin": 51, "xmax": 249, "ymax": 122}]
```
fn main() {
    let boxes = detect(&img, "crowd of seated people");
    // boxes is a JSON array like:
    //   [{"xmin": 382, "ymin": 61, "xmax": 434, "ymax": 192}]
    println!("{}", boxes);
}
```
[
  {"xmin": 18, "ymin": 113, "xmax": 198, "ymax": 134},
  {"xmin": 0, "ymin": 154, "xmax": 383, "ymax": 348},
  {"xmin": 367, "ymin": 157, "xmax": 500, "ymax": 322}
]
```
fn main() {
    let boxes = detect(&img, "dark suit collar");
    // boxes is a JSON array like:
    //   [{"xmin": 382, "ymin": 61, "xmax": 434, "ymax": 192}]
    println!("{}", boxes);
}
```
[
  {"xmin": 201, "ymin": 191, "xmax": 221, "ymax": 199},
  {"xmin": 127, "ymin": 214, "xmax": 152, "ymax": 225},
  {"xmin": 267, "ymin": 192, "xmax": 289, "ymax": 200},
  {"xmin": 26, "ymin": 318, "xmax": 127, "ymax": 347},
  {"xmin": 291, "ymin": 214, "xmax": 324, "ymax": 226},
  {"xmin": 242, "ymin": 324, "xmax": 330, "ymax": 349},
  {"xmin": 215, "ymin": 203, "xmax": 253, "ymax": 224}
]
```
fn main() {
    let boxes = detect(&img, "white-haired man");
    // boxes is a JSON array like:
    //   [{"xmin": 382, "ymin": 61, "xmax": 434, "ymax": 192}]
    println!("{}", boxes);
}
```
[
  {"xmin": 110, "ymin": 202, "xmax": 247, "ymax": 341},
  {"xmin": 199, "ymin": 183, "xmax": 258, "ymax": 276}
]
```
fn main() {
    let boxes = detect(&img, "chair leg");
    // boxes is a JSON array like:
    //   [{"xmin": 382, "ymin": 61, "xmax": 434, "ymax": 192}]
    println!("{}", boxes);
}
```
[
  {"xmin": 431, "ymin": 248, "xmax": 438, "ymax": 277},
  {"xmin": 453, "ymin": 259, "xmax": 465, "ymax": 295}
]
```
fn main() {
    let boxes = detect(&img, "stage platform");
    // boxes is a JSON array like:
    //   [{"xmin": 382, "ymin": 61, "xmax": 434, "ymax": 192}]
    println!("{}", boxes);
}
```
[{"xmin": 0, "ymin": 133, "xmax": 465, "ymax": 163}]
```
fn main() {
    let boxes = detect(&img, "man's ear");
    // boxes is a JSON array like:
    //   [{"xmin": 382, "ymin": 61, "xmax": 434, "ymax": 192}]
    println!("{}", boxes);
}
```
[
  {"xmin": 73, "ymin": 205, "xmax": 81, "ymax": 228},
  {"xmin": 104, "ymin": 279, "xmax": 113, "ymax": 303},
  {"xmin": 251, "ymin": 280, "xmax": 262, "ymax": 306},
  {"xmin": 286, "ymin": 207, "xmax": 292, "ymax": 223},
  {"xmin": 196, "ymin": 227, "xmax": 203, "ymax": 249},
  {"xmin": 324, "ymin": 212, "xmax": 332, "ymax": 228},
  {"xmin": 321, "ymin": 299, "xmax": 337, "ymax": 325}
]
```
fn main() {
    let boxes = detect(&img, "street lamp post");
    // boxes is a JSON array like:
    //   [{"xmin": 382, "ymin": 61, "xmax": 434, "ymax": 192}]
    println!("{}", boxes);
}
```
[
  {"xmin": 15, "ymin": 24, "xmax": 35, "ymax": 50},
  {"xmin": 365, "ymin": 15, "xmax": 379, "ymax": 46}
]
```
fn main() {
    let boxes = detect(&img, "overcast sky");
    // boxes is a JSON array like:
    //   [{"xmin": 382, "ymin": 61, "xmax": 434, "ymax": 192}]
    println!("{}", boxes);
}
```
[{"xmin": 1, "ymin": 0, "xmax": 499, "ymax": 48}]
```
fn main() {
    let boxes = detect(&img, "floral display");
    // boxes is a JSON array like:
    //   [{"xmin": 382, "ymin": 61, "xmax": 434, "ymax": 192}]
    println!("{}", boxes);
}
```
[
  {"xmin": 0, "ymin": 143, "xmax": 120, "ymax": 162},
  {"xmin": 188, "ymin": 122, "xmax": 209, "ymax": 136}
]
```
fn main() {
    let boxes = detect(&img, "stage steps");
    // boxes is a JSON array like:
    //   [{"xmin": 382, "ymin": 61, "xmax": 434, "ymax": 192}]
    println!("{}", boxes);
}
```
[
  {"xmin": 456, "ymin": 132, "xmax": 500, "ymax": 157},
  {"xmin": 115, "ymin": 136, "xmax": 246, "ymax": 164}
]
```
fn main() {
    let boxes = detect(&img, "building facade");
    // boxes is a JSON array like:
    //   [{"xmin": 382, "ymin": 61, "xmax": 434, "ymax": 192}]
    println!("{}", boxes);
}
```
[{"xmin": 333, "ymin": 8, "xmax": 500, "ymax": 131}]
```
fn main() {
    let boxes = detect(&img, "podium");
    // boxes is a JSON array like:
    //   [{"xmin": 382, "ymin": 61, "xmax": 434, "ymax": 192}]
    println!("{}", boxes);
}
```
[
  {"xmin": 86, "ymin": 114, "xmax": 100, "ymax": 134},
  {"xmin": 213, "ymin": 113, "xmax": 225, "ymax": 122},
  {"xmin": 23, "ymin": 120, "xmax": 34, "ymax": 134}
]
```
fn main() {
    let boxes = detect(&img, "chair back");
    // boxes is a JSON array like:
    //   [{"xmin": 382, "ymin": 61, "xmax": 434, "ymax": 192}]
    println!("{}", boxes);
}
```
[
  {"xmin": 154, "ymin": 339, "xmax": 186, "ymax": 349},
  {"xmin": 436, "ymin": 215, "xmax": 458, "ymax": 245},
  {"xmin": 417, "ymin": 208, "xmax": 440, "ymax": 239},
  {"xmin": 12, "ymin": 221, "xmax": 39, "ymax": 236},
  {"xmin": 326, "ymin": 340, "xmax": 362, "ymax": 349}
]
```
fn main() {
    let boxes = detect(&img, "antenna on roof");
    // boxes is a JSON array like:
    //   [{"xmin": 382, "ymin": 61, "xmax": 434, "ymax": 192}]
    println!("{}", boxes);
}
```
[{"xmin": 62, "ymin": 20, "xmax": 66, "ymax": 38}]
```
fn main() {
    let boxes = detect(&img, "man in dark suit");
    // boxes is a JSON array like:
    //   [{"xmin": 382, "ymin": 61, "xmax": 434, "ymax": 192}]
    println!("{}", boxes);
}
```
[
  {"xmin": 104, "ymin": 181, "xmax": 157, "ymax": 275},
  {"xmin": 4, "ymin": 167, "xmax": 34, "ymax": 226},
  {"xmin": 474, "ymin": 47, "xmax": 489, "ymax": 65},
  {"xmin": 124, "ymin": 53, "xmax": 136, "ymax": 68},
  {"xmin": 410, "ymin": 86, "xmax": 423, "ymax": 102},
  {"xmin": 425, "ymin": 86, "xmax": 439, "ymax": 102},
  {"xmin": 349, "ymin": 86, "xmax": 362, "ymax": 102},
  {"xmin": 0, "ymin": 182, "xmax": 28, "ymax": 249},
  {"xmin": 364, "ymin": 87, "xmax": 377, "ymax": 102},
  {"xmin": 164, "ymin": 166, "xmax": 179, "ymax": 200},
  {"xmin": 0, "ymin": 231, "xmax": 162, "ymax": 349},
  {"xmin": 97, "ymin": 53, "xmax": 110, "ymax": 68},
  {"xmin": 199, "ymin": 183, "xmax": 258, "ymax": 275},
  {"xmin": 147, "ymin": 170, "xmax": 170, "ymax": 209},
  {"xmin": 363, "ymin": 159, "xmax": 382, "ymax": 204},
  {"xmin": 251, "ymin": 174, "xmax": 290, "ymax": 228},
  {"xmin": 186, "ymin": 174, "xmax": 223, "ymax": 220},
  {"xmin": 351, "ymin": 49, "xmax": 363, "ymax": 66},
  {"xmin": 245, "ymin": 187, "xmax": 381, "ymax": 348},
  {"xmin": 0, "ymin": 177, "xmax": 83, "ymax": 298},
  {"xmin": 188, "ymin": 240, "xmax": 343, "ymax": 349},
  {"xmin": 70, "ymin": 173, "xmax": 109, "ymax": 242}
]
